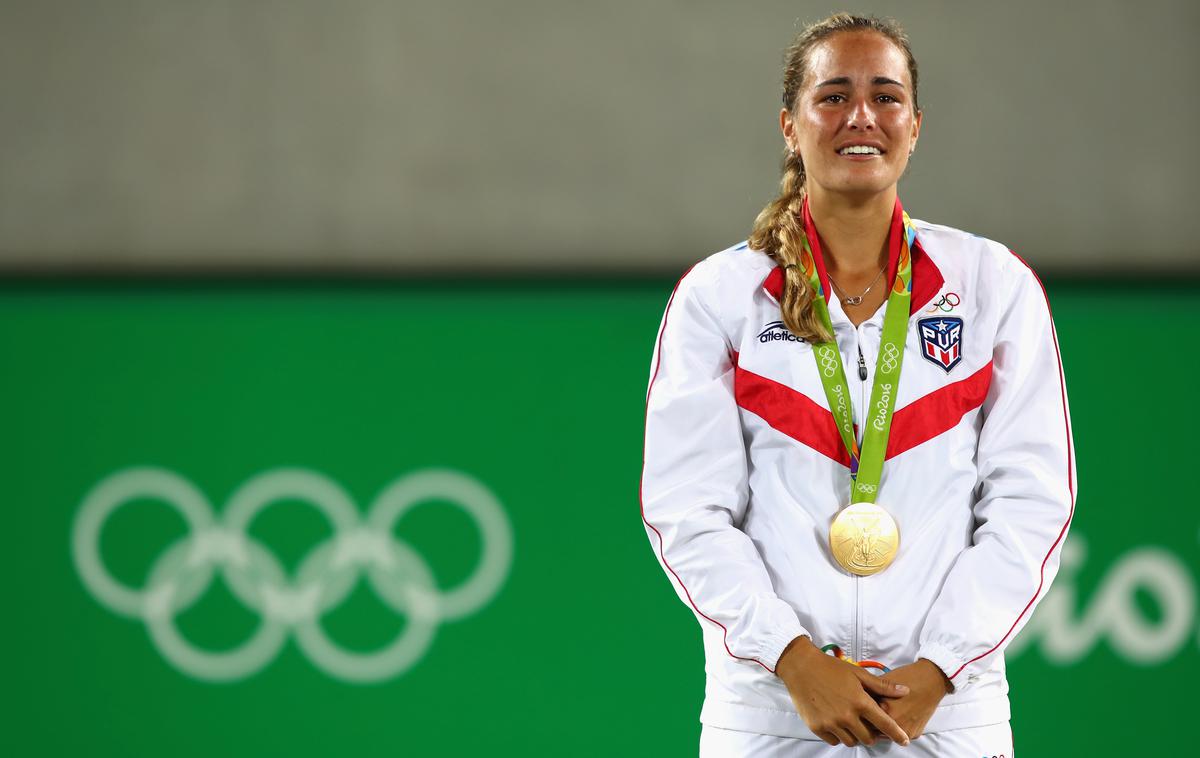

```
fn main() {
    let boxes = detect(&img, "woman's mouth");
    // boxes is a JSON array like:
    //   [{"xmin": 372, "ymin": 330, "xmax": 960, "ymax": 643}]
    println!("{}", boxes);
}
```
[{"xmin": 837, "ymin": 145, "xmax": 884, "ymax": 159}]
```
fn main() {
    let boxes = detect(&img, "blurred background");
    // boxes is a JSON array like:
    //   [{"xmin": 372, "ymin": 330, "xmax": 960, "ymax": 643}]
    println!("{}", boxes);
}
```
[{"xmin": 1, "ymin": 1, "xmax": 1195, "ymax": 755}]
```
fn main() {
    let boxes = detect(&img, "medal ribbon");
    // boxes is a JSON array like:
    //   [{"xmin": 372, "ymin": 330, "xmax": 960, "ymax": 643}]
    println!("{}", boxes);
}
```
[{"xmin": 797, "ymin": 206, "xmax": 917, "ymax": 503}]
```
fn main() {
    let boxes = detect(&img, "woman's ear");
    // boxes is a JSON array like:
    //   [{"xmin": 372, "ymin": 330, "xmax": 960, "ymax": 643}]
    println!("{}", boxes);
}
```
[{"xmin": 780, "ymin": 107, "xmax": 797, "ymax": 152}]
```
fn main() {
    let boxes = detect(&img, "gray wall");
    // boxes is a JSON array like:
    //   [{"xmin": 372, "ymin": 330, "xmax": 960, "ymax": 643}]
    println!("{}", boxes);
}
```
[{"xmin": 1, "ymin": 0, "xmax": 1195, "ymax": 274}]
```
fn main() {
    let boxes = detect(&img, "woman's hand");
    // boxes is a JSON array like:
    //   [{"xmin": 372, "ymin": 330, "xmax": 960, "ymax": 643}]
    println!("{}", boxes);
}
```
[
  {"xmin": 775, "ymin": 636, "xmax": 912, "ymax": 747},
  {"xmin": 872, "ymin": 658, "xmax": 953, "ymax": 741}
]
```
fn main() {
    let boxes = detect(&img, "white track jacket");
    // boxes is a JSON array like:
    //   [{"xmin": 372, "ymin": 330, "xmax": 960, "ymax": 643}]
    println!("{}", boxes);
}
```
[{"xmin": 639, "ymin": 200, "xmax": 1076, "ymax": 738}]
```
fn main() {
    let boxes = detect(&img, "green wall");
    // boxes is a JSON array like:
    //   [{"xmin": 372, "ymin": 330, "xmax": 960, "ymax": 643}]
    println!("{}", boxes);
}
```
[{"xmin": 1, "ymin": 279, "xmax": 1194, "ymax": 756}]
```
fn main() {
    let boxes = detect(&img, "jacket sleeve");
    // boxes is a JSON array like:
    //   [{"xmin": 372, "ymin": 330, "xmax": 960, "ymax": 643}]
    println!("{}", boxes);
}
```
[
  {"xmin": 640, "ymin": 262, "xmax": 809, "ymax": 674},
  {"xmin": 915, "ymin": 253, "xmax": 1077, "ymax": 691}
]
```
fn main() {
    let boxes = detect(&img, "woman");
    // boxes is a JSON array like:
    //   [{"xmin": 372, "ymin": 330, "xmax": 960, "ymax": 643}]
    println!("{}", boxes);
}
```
[{"xmin": 640, "ymin": 13, "xmax": 1075, "ymax": 756}]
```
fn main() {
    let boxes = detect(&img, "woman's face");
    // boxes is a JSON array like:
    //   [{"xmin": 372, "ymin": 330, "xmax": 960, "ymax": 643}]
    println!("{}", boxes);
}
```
[{"xmin": 781, "ymin": 31, "xmax": 922, "ymax": 201}]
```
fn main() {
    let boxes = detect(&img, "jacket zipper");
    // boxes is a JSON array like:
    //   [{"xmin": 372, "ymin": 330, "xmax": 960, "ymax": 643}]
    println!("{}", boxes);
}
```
[{"xmin": 853, "ymin": 335, "xmax": 867, "ymax": 663}]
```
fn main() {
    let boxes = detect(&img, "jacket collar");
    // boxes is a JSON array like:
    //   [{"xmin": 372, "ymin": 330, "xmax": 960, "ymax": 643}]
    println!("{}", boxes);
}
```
[{"xmin": 759, "ymin": 194, "xmax": 943, "ymax": 316}]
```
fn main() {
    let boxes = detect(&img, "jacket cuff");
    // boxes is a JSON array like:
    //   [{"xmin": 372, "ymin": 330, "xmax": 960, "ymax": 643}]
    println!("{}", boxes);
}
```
[
  {"xmin": 761, "ymin": 616, "xmax": 810, "ymax": 674},
  {"xmin": 916, "ymin": 642, "xmax": 963, "ymax": 693}
]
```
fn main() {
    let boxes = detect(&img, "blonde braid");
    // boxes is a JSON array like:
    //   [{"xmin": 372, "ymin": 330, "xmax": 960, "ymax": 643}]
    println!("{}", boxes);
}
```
[{"xmin": 747, "ymin": 150, "xmax": 833, "ymax": 344}]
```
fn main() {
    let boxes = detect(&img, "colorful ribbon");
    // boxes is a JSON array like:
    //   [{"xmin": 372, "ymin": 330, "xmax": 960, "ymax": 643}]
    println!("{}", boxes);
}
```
[
  {"xmin": 797, "ymin": 195, "xmax": 916, "ymax": 496},
  {"xmin": 820, "ymin": 643, "xmax": 892, "ymax": 673}
]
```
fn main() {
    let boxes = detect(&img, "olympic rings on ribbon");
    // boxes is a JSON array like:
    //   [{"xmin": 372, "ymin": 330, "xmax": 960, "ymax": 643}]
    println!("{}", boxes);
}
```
[
  {"xmin": 878, "ymin": 342, "xmax": 901, "ymax": 374},
  {"xmin": 821, "ymin": 643, "xmax": 892, "ymax": 673},
  {"xmin": 71, "ymin": 466, "xmax": 513, "ymax": 684},
  {"xmin": 925, "ymin": 292, "xmax": 961, "ymax": 313},
  {"xmin": 818, "ymin": 345, "xmax": 840, "ymax": 378}
]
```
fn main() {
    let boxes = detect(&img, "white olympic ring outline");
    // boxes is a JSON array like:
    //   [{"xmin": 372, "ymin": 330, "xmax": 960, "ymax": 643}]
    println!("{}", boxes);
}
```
[
  {"xmin": 878, "ymin": 343, "xmax": 900, "ymax": 374},
  {"xmin": 925, "ymin": 292, "xmax": 961, "ymax": 313},
  {"xmin": 818, "ymin": 346, "xmax": 839, "ymax": 378},
  {"xmin": 71, "ymin": 466, "xmax": 513, "ymax": 684},
  {"xmin": 855, "ymin": 482, "xmax": 878, "ymax": 494}
]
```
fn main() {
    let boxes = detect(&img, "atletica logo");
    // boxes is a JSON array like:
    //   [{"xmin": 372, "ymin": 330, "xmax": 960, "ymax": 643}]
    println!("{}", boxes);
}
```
[
  {"xmin": 71, "ymin": 466, "xmax": 513, "ymax": 683},
  {"xmin": 758, "ymin": 320, "xmax": 806, "ymax": 344},
  {"xmin": 872, "ymin": 383, "xmax": 893, "ymax": 432}
]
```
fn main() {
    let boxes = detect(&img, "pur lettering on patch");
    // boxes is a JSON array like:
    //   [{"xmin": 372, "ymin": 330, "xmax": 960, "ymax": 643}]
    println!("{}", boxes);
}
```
[{"xmin": 917, "ymin": 317, "xmax": 963, "ymax": 372}]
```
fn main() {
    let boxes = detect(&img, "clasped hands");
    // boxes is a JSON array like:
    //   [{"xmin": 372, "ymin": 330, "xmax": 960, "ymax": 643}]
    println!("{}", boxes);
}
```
[{"xmin": 775, "ymin": 635, "xmax": 954, "ymax": 748}]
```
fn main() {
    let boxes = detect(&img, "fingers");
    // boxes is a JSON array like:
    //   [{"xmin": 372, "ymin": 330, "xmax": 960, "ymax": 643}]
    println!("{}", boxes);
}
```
[
  {"xmin": 846, "ymin": 718, "xmax": 877, "ymax": 746},
  {"xmin": 831, "ymin": 727, "xmax": 857, "ymax": 747},
  {"xmin": 817, "ymin": 715, "xmax": 881, "ymax": 747},
  {"xmin": 863, "ymin": 700, "xmax": 911, "ymax": 746},
  {"xmin": 859, "ymin": 671, "xmax": 910, "ymax": 699}
]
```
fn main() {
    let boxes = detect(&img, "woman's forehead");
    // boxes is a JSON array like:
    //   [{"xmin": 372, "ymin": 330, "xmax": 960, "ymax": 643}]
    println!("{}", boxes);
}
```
[{"xmin": 806, "ymin": 32, "xmax": 910, "ymax": 87}]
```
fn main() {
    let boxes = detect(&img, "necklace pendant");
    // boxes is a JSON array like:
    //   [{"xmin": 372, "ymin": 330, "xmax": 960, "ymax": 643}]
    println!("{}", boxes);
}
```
[{"xmin": 844, "ymin": 295, "xmax": 864, "ymax": 306}]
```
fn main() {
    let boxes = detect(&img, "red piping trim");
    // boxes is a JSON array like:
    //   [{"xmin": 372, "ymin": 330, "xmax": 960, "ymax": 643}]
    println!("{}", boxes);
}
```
[
  {"xmin": 640, "ymin": 264, "xmax": 777, "ymax": 674},
  {"xmin": 947, "ymin": 250, "xmax": 1076, "ymax": 680}
]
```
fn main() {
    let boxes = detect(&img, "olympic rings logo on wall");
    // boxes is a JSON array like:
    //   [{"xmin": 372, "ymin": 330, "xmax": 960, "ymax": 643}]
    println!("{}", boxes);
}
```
[{"xmin": 71, "ymin": 466, "xmax": 513, "ymax": 684}]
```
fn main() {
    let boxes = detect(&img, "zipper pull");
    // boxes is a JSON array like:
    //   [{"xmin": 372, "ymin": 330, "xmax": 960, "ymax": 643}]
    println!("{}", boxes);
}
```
[{"xmin": 857, "ymin": 345, "xmax": 867, "ymax": 380}]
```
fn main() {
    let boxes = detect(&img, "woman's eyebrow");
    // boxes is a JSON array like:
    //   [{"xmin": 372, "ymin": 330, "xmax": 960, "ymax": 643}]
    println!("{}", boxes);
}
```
[{"xmin": 815, "ymin": 76, "xmax": 905, "ymax": 87}]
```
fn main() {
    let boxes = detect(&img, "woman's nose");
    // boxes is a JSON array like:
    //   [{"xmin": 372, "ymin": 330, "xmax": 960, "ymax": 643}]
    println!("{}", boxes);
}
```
[{"xmin": 847, "ymin": 100, "xmax": 876, "ymax": 130}]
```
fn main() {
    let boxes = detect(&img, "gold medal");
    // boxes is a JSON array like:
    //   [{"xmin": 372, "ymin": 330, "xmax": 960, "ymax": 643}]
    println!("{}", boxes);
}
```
[{"xmin": 828, "ymin": 502, "xmax": 900, "ymax": 576}]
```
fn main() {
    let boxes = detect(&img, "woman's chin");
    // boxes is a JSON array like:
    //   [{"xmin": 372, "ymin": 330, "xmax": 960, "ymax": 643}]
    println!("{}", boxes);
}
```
[{"xmin": 817, "ymin": 180, "xmax": 898, "ymax": 203}]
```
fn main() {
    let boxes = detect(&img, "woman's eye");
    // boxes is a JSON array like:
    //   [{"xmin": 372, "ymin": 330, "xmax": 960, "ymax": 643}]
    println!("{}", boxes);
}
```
[{"xmin": 823, "ymin": 94, "xmax": 899, "ymax": 104}]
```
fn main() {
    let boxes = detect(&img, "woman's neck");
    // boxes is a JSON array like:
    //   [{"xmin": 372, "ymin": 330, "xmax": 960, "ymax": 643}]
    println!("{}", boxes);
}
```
[{"xmin": 806, "ymin": 185, "xmax": 896, "ymax": 278}]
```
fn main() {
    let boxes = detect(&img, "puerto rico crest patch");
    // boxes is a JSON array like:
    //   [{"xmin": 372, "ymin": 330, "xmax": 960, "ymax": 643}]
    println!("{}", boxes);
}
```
[{"xmin": 917, "ymin": 317, "xmax": 963, "ymax": 372}]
